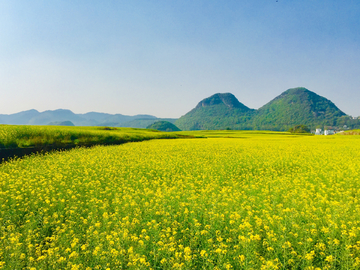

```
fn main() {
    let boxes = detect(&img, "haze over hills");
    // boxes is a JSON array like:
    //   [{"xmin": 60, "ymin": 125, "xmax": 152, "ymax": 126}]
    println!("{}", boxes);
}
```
[
  {"xmin": 0, "ymin": 109, "xmax": 161, "ymax": 127},
  {"xmin": 175, "ymin": 87, "xmax": 360, "ymax": 131},
  {"xmin": 1, "ymin": 87, "xmax": 359, "ymax": 131}
]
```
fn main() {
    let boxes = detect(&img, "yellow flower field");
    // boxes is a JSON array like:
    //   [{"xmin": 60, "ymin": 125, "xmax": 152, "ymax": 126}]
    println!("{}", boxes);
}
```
[{"xmin": 1, "ymin": 135, "xmax": 360, "ymax": 269}]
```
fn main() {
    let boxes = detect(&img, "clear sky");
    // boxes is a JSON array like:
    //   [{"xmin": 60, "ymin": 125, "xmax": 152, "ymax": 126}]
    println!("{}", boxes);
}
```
[{"xmin": 1, "ymin": 0, "xmax": 360, "ymax": 118}]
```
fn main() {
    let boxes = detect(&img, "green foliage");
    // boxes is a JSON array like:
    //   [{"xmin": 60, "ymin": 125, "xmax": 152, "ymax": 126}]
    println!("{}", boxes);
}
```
[
  {"xmin": 252, "ymin": 87, "xmax": 346, "ymax": 131},
  {"xmin": 195, "ymin": 92, "xmax": 250, "ymax": 110},
  {"xmin": 175, "ymin": 103, "xmax": 255, "ymax": 131},
  {"xmin": 118, "ymin": 118, "xmax": 178, "ymax": 128},
  {"xmin": 0, "ymin": 125, "xmax": 184, "ymax": 150},
  {"xmin": 146, "ymin": 121, "xmax": 181, "ymax": 132},
  {"xmin": 288, "ymin": 124, "xmax": 311, "ymax": 134},
  {"xmin": 178, "ymin": 129, "xmax": 303, "ymax": 138},
  {"xmin": 335, "ymin": 116, "xmax": 360, "ymax": 129}
]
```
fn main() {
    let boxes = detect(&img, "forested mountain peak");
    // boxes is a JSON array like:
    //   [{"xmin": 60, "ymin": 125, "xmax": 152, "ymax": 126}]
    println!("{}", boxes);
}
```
[
  {"xmin": 175, "ymin": 88, "xmax": 357, "ymax": 131},
  {"xmin": 195, "ymin": 93, "xmax": 250, "ymax": 111}
]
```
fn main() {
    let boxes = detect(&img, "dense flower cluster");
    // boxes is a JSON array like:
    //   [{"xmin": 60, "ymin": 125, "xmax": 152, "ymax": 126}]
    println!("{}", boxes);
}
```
[{"xmin": 1, "ymin": 135, "xmax": 360, "ymax": 269}]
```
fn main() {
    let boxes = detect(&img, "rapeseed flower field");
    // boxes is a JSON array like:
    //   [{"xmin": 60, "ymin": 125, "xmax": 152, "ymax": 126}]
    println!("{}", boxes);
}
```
[
  {"xmin": 1, "ymin": 135, "xmax": 360, "ymax": 269},
  {"xmin": 0, "ymin": 125, "xmax": 182, "ymax": 149}
]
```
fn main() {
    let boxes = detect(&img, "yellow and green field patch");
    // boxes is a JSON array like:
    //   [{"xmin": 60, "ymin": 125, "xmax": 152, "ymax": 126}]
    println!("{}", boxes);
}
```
[
  {"xmin": 1, "ymin": 135, "xmax": 360, "ymax": 269},
  {"xmin": 0, "ymin": 125, "xmax": 186, "ymax": 149}
]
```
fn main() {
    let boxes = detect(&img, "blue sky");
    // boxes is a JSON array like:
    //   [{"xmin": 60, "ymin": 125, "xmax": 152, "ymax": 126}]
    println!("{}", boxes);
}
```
[{"xmin": 1, "ymin": 0, "xmax": 360, "ymax": 118}]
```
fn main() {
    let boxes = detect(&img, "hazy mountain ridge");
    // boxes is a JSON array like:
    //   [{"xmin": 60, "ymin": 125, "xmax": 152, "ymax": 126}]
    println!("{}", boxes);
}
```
[
  {"xmin": 175, "ymin": 88, "xmax": 360, "ymax": 131},
  {"xmin": 1, "ymin": 87, "xmax": 359, "ymax": 130},
  {"xmin": 0, "ymin": 109, "xmax": 158, "ymax": 127}
]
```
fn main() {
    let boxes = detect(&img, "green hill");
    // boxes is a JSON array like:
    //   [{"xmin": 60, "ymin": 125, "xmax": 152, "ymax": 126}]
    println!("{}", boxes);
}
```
[
  {"xmin": 176, "ymin": 88, "xmax": 358, "ymax": 131},
  {"xmin": 252, "ymin": 87, "xmax": 346, "ymax": 130},
  {"xmin": 175, "ymin": 93, "xmax": 255, "ymax": 130},
  {"xmin": 118, "ymin": 118, "xmax": 177, "ymax": 128},
  {"xmin": 147, "ymin": 121, "xmax": 181, "ymax": 132}
]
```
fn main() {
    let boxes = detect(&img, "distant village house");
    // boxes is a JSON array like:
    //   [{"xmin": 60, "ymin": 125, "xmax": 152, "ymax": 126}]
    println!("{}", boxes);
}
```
[
  {"xmin": 315, "ymin": 128, "xmax": 322, "ymax": 135},
  {"xmin": 314, "ymin": 128, "xmax": 335, "ymax": 135},
  {"xmin": 324, "ymin": 129, "xmax": 335, "ymax": 135}
]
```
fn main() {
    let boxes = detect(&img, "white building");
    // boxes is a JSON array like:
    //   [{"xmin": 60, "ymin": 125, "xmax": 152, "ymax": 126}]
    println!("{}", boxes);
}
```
[
  {"xmin": 324, "ymin": 129, "xmax": 335, "ymax": 135},
  {"xmin": 315, "ymin": 128, "xmax": 322, "ymax": 135}
]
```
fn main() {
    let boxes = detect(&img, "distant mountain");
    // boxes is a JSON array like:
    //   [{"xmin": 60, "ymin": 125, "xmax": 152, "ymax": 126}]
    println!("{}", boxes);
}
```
[
  {"xmin": 27, "ymin": 109, "xmax": 86, "ymax": 125},
  {"xmin": 175, "ymin": 93, "xmax": 255, "ymax": 130},
  {"xmin": 176, "ymin": 88, "xmax": 360, "ymax": 131},
  {"xmin": 48, "ymin": 121, "xmax": 75, "ymax": 126},
  {"xmin": 2, "ymin": 87, "xmax": 359, "ymax": 131},
  {"xmin": 0, "ymin": 109, "xmax": 40, "ymax": 125},
  {"xmin": 80, "ymin": 112, "xmax": 119, "ymax": 123},
  {"xmin": 0, "ymin": 109, "xmax": 160, "ymax": 127},
  {"xmin": 80, "ymin": 112, "xmax": 157, "ymax": 126},
  {"xmin": 118, "ymin": 118, "xmax": 177, "ymax": 129},
  {"xmin": 147, "ymin": 121, "xmax": 181, "ymax": 132}
]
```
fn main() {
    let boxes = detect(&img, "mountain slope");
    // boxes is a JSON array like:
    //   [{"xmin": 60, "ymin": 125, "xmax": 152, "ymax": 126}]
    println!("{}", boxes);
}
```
[
  {"xmin": 27, "ymin": 109, "xmax": 86, "ymax": 125},
  {"xmin": 0, "ymin": 109, "xmax": 40, "ymax": 125},
  {"xmin": 252, "ymin": 87, "xmax": 346, "ymax": 130},
  {"xmin": 80, "ymin": 112, "xmax": 156, "ymax": 126},
  {"xmin": 195, "ymin": 93, "xmax": 250, "ymax": 110},
  {"xmin": 175, "ymin": 93, "xmax": 255, "ymax": 130}
]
